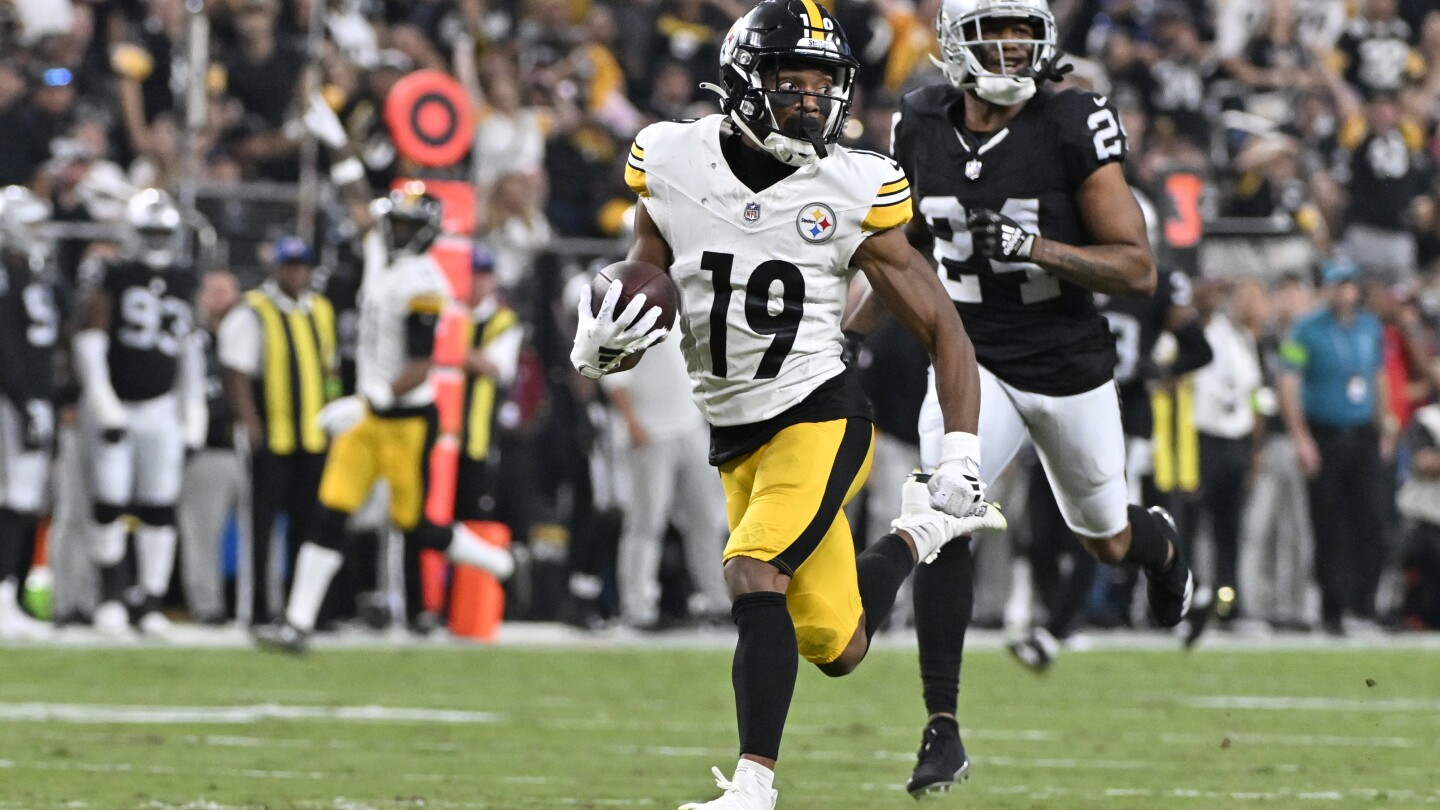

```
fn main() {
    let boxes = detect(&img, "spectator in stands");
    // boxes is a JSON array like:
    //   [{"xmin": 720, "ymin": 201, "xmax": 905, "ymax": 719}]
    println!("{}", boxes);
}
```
[
  {"xmin": 1335, "ymin": 0, "xmax": 1424, "ymax": 100},
  {"xmin": 178, "ymin": 269, "xmax": 243, "ymax": 625},
  {"xmin": 0, "ymin": 64, "xmax": 78, "ymax": 186},
  {"xmin": 1279, "ymin": 257, "xmax": 1395, "ymax": 635},
  {"xmin": 483, "ymin": 171, "xmax": 553, "ymax": 296},
  {"xmin": 473, "ymin": 70, "xmax": 547, "ymax": 192},
  {"xmin": 222, "ymin": 0, "xmax": 305, "ymax": 179},
  {"xmin": 1331, "ymin": 85, "xmax": 1431, "ymax": 283}
]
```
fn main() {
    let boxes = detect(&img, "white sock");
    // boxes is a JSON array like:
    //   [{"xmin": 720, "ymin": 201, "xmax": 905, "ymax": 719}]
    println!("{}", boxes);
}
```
[
  {"xmin": 135, "ymin": 525, "xmax": 178, "ymax": 598},
  {"xmin": 735, "ymin": 759, "xmax": 775, "ymax": 790},
  {"xmin": 0, "ymin": 578, "xmax": 18, "ymax": 617},
  {"xmin": 94, "ymin": 521, "xmax": 128, "ymax": 567},
  {"xmin": 284, "ymin": 543, "xmax": 344, "ymax": 631},
  {"xmin": 445, "ymin": 524, "xmax": 514, "ymax": 580}
]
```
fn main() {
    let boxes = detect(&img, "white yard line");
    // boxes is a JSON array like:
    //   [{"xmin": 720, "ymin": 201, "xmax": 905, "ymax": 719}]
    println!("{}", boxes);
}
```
[
  {"xmin": 1174, "ymin": 695, "xmax": 1440, "ymax": 712},
  {"xmin": 0, "ymin": 702, "xmax": 504, "ymax": 725}
]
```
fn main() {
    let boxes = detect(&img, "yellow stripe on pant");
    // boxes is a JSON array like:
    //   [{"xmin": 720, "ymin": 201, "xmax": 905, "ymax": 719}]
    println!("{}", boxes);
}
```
[{"xmin": 720, "ymin": 417, "xmax": 874, "ymax": 665}]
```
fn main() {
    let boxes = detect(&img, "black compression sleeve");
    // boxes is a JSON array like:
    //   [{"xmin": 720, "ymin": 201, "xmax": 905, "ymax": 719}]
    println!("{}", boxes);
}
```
[{"xmin": 405, "ymin": 311, "xmax": 438, "ymax": 359}]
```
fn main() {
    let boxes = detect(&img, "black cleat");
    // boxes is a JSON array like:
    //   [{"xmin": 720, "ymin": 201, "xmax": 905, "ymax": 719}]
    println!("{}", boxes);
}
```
[
  {"xmin": 1006, "ymin": 626, "xmax": 1059, "ymax": 673},
  {"xmin": 1143, "ymin": 506, "xmax": 1195, "ymax": 629},
  {"xmin": 1181, "ymin": 587, "xmax": 1215, "ymax": 649},
  {"xmin": 253, "ymin": 621, "xmax": 309, "ymax": 655},
  {"xmin": 906, "ymin": 720, "xmax": 970, "ymax": 799}
]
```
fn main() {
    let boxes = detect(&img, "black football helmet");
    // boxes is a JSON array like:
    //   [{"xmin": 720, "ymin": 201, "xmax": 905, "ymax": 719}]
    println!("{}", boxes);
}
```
[
  {"xmin": 707, "ymin": 0, "xmax": 858, "ymax": 166},
  {"xmin": 372, "ymin": 181, "xmax": 442, "ymax": 257}
]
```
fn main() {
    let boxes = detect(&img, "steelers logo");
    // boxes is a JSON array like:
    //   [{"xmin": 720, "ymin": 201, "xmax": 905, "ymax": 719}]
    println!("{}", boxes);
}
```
[{"xmin": 796, "ymin": 203, "xmax": 837, "ymax": 243}]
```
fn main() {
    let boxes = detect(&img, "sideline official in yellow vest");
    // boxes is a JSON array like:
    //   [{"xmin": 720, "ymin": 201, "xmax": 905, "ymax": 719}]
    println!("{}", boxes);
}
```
[
  {"xmin": 218, "ymin": 237, "xmax": 338, "ymax": 626},
  {"xmin": 456, "ymin": 246, "xmax": 522, "ymax": 522}
]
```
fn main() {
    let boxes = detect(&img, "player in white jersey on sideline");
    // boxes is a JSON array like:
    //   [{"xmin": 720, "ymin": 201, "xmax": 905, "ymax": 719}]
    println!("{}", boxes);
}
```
[
  {"xmin": 569, "ymin": 1, "xmax": 1004, "ymax": 806},
  {"xmin": 254, "ymin": 183, "xmax": 513, "ymax": 654}
]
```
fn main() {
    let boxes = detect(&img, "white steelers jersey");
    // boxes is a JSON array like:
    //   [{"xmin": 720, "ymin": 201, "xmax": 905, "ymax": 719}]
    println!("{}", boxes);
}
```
[
  {"xmin": 359, "ymin": 230, "xmax": 449, "ymax": 409},
  {"xmin": 626, "ymin": 115, "xmax": 911, "ymax": 427}
]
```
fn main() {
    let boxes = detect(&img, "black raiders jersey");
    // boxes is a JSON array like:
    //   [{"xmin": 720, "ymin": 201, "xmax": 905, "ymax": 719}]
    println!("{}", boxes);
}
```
[
  {"xmin": 99, "ymin": 261, "xmax": 197, "ymax": 402},
  {"xmin": 1095, "ymin": 269, "xmax": 1191, "ymax": 438},
  {"xmin": 893, "ymin": 84, "xmax": 1126, "ymax": 396},
  {"xmin": 0, "ymin": 258, "xmax": 63, "ymax": 405}
]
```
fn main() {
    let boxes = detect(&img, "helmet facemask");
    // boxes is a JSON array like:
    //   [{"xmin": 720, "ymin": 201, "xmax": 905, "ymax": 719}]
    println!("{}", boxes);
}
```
[{"xmin": 935, "ymin": 0, "xmax": 1057, "ymax": 106}]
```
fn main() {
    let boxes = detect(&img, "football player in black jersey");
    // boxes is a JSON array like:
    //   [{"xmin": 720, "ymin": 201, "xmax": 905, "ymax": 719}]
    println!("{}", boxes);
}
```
[
  {"xmin": 845, "ymin": 0, "xmax": 1211, "ymax": 796},
  {"xmin": 73, "ymin": 189, "xmax": 206, "ymax": 635},
  {"xmin": 0, "ymin": 186, "xmax": 61, "ymax": 639}
]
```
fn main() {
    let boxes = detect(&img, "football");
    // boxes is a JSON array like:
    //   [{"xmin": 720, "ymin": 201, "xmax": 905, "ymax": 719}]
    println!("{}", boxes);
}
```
[{"xmin": 589, "ymin": 260, "xmax": 678, "ymax": 372}]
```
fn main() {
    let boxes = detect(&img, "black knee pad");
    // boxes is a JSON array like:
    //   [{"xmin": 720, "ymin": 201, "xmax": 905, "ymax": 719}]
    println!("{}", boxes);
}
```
[
  {"xmin": 93, "ymin": 503, "xmax": 128, "ymax": 526},
  {"xmin": 132, "ymin": 504, "xmax": 176, "ymax": 528},
  {"xmin": 310, "ymin": 507, "xmax": 352, "ymax": 552}
]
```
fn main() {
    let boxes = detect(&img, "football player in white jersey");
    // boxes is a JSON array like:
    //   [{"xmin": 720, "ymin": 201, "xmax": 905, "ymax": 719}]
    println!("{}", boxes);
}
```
[
  {"xmin": 74, "ymin": 189, "xmax": 206, "ymax": 635},
  {"xmin": 569, "ymin": 2, "xmax": 1002, "ymax": 806},
  {"xmin": 254, "ymin": 183, "xmax": 513, "ymax": 653}
]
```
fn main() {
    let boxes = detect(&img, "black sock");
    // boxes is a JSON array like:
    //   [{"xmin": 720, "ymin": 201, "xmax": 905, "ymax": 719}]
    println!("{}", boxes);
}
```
[
  {"xmin": 913, "ymin": 537, "xmax": 973, "ymax": 718},
  {"xmin": 100, "ymin": 562, "xmax": 129, "ymax": 604},
  {"xmin": 731, "ymin": 591, "xmax": 797, "ymax": 761},
  {"xmin": 1123, "ymin": 505, "xmax": 1174, "ymax": 574},
  {"xmin": 0, "ymin": 508, "xmax": 21, "ymax": 584},
  {"xmin": 857, "ymin": 534, "xmax": 915, "ymax": 641}
]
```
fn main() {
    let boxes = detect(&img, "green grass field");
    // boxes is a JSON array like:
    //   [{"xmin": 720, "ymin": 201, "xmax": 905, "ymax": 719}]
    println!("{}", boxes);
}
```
[{"xmin": 2, "ymin": 640, "xmax": 1438, "ymax": 809}]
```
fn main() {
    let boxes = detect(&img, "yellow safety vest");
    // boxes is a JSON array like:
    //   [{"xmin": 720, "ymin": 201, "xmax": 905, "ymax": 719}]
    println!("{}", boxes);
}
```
[
  {"xmin": 463, "ymin": 306, "xmax": 519, "ymax": 461},
  {"xmin": 247, "ymin": 289, "xmax": 338, "ymax": 455},
  {"xmin": 1151, "ymin": 377, "xmax": 1200, "ymax": 494}
]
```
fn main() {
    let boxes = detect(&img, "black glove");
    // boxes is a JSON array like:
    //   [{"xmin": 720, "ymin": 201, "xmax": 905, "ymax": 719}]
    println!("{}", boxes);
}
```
[
  {"xmin": 1031, "ymin": 51, "xmax": 1074, "ymax": 84},
  {"xmin": 967, "ymin": 209, "xmax": 1036, "ymax": 261},
  {"xmin": 20, "ymin": 400, "xmax": 55, "ymax": 451}
]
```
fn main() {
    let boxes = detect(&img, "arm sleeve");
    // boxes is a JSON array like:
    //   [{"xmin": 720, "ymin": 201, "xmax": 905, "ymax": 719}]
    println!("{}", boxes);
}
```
[
  {"xmin": 217, "ymin": 306, "xmax": 262, "ymax": 376},
  {"xmin": 862, "ymin": 158, "xmax": 914, "ymax": 233},
  {"xmin": 405, "ymin": 309, "xmax": 440, "ymax": 359}
]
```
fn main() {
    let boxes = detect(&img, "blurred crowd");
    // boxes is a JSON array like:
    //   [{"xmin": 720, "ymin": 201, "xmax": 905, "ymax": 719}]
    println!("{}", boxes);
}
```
[{"xmin": 2, "ymin": 0, "xmax": 1440, "ymax": 639}]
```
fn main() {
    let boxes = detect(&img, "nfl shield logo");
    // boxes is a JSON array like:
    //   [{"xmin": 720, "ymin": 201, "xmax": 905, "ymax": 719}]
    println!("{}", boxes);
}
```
[
  {"xmin": 965, "ymin": 159, "xmax": 983, "ymax": 180},
  {"xmin": 744, "ymin": 201, "xmax": 761, "ymax": 222}
]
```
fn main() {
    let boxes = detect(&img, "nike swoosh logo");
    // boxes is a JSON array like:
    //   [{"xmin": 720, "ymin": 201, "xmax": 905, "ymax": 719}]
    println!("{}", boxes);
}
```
[{"xmin": 1094, "ymin": 95, "xmax": 1108, "ymax": 107}]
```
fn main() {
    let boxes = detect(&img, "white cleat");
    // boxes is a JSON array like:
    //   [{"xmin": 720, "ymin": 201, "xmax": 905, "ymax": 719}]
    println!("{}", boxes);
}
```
[
  {"xmin": 93, "ymin": 600, "xmax": 131, "ymax": 636},
  {"xmin": 891, "ymin": 474, "xmax": 1007, "ymax": 563},
  {"xmin": 679, "ymin": 766, "xmax": 777, "ymax": 810},
  {"xmin": 0, "ymin": 608, "xmax": 53, "ymax": 641},
  {"xmin": 447, "ymin": 524, "xmax": 515, "ymax": 581},
  {"xmin": 137, "ymin": 610, "xmax": 173, "ymax": 637}
]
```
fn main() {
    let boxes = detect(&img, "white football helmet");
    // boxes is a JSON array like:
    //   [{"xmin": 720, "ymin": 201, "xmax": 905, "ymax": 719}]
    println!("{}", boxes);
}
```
[
  {"xmin": 124, "ymin": 188, "xmax": 183, "ymax": 270},
  {"xmin": 935, "ymin": 0, "xmax": 1058, "ymax": 106},
  {"xmin": 0, "ymin": 185, "xmax": 53, "ymax": 270}
]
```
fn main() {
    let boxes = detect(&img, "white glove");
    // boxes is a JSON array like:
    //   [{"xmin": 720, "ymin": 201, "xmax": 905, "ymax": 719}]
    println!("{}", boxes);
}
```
[
  {"xmin": 928, "ymin": 432, "xmax": 985, "ymax": 517},
  {"xmin": 569, "ymin": 279, "xmax": 667, "ymax": 380},
  {"xmin": 302, "ymin": 91, "xmax": 349, "ymax": 150},
  {"xmin": 315, "ymin": 396, "xmax": 366, "ymax": 436}
]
